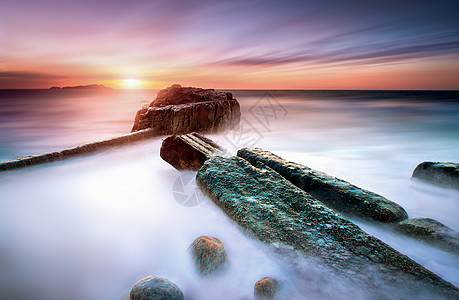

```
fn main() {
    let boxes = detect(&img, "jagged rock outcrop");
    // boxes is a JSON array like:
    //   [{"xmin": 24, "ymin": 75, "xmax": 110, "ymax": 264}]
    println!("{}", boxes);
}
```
[
  {"xmin": 395, "ymin": 218, "xmax": 459, "ymax": 254},
  {"xmin": 412, "ymin": 162, "xmax": 459, "ymax": 190},
  {"xmin": 130, "ymin": 276, "xmax": 184, "ymax": 300},
  {"xmin": 160, "ymin": 132, "xmax": 225, "ymax": 171},
  {"xmin": 190, "ymin": 236, "xmax": 227, "ymax": 276},
  {"xmin": 131, "ymin": 84, "xmax": 240, "ymax": 134},
  {"xmin": 254, "ymin": 277, "xmax": 279, "ymax": 299},
  {"xmin": 196, "ymin": 156, "xmax": 458, "ymax": 298},
  {"xmin": 237, "ymin": 148, "xmax": 408, "ymax": 223}
]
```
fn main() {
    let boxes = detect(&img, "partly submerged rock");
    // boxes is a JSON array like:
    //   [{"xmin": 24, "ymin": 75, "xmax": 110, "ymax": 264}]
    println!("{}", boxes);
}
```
[
  {"xmin": 190, "ymin": 236, "xmax": 227, "ymax": 276},
  {"xmin": 254, "ymin": 277, "xmax": 279, "ymax": 299},
  {"xmin": 160, "ymin": 132, "xmax": 225, "ymax": 171},
  {"xmin": 237, "ymin": 148, "xmax": 408, "ymax": 223},
  {"xmin": 196, "ymin": 156, "xmax": 458, "ymax": 298},
  {"xmin": 131, "ymin": 84, "xmax": 240, "ymax": 134},
  {"xmin": 130, "ymin": 276, "xmax": 184, "ymax": 300},
  {"xmin": 0, "ymin": 129, "xmax": 157, "ymax": 171},
  {"xmin": 395, "ymin": 218, "xmax": 459, "ymax": 254},
  {"xmin": 412, "ymin": 161, "xmax": 459, "ymax": 190}
]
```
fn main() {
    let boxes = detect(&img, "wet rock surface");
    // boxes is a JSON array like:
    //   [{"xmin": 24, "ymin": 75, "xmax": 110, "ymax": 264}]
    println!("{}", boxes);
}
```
[
  {"xmin": 131, "ymin": 84, "xmax": 240, "ymax": 134},
  {"xmin": 395, "ymin": 218, "xmax": 459, "ymax": 254},
  {"xmin": 254, "ymin": 277, "xmax": 279, "ymax": 299},
  {"xmin": 412, "ymin": 161, "xmax": 459, "ymax": 190},
  {"xmin": 130, "ymin": 276, "xmax": 184, "ymax": 300},
  {"xmin": 237, "ymin": 148, "xmax": 408, "ymax": 223},
  {"xmin": 0, "ymin": 129, "xmax": 157, "ymax": 171},
  {"xmin": 160, "ymin": 132, "xmax": 225, "ymax": 171},
  {"xmin": 196, "ymin": 156, "xmax": 458, "ymax": 298},
  {"xmin": 190, "ymin": 235, "xmax": 227, "ymax": 276}
]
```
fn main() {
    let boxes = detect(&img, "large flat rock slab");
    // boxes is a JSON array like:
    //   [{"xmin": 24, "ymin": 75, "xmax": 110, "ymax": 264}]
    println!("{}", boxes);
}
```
[
  {"xmin": 412, "ymin": 161, "xmax": 459, "ymax": 190},
  {"xmin": 196, "ymin": 156, "xmax": 458, "ymax": 298},
  {"xmin": 237, "ymin": 148, "xmax": 408, "ymax": 223}
]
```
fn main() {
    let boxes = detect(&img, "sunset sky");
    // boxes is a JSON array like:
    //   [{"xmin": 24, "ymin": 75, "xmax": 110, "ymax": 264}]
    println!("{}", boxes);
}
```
[{"xmin": 1, "ymin": 0, "xmax": 458, "ymax": 89}]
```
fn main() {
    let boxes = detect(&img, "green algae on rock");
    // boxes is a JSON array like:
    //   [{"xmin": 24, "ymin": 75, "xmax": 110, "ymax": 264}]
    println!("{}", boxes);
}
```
[
  {"xmin": 130, "ymin": 276, "xmax": 184, "ymax": 300},
  {"xmin": 237, "ymin": 148, "xmax": 408, "ymax": 223},
  {"xmin": 196, "ymin": 156, "xmax": 458, "ymax": 298}
]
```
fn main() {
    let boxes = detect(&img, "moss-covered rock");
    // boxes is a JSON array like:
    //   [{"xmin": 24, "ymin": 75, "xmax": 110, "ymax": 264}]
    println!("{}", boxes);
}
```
[
  {"xmin": 237, "ymin": 148, "xmax": 408, "ymax": 223},
  {"xmin": 130, "ymin": 276, "xmax": 184, "ymax": 300},
  {"xmin": 196, "ymin": 156, "xmax": 458, "ymax": 298}
]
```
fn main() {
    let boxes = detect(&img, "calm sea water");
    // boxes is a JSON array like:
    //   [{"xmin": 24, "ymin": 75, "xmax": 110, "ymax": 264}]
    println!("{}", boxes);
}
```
[{"xmin": 0, "ymin": 89, "xmax": 458, "ymax": 299}]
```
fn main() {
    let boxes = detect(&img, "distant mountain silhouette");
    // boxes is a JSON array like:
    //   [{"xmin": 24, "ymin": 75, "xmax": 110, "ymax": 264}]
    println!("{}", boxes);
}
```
[{"xmin": 50, "ymin": 84, "xmax": 112, "ymax": 90}]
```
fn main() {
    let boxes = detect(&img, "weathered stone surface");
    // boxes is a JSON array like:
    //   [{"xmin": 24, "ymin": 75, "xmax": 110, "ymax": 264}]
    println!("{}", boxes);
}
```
[
  {"xmin": 254, "ymin": 277, "xmax": 279, "ymax": 299},
  {"xmin": 160, "ymin": 132, "xmax": 225, "ymax": 171},
  {"xmin": 130, "ymin": 276, "xmax": 184, "ymax": 300},
  {"xmin": 196, "ymin": 156, "xmax": 458, "ymax": 298},
  {"xmin": 131, "ymin": 84, "xmax": 240, "ymax": 134},
  {"xmin": 395, "ymin": 218, "xmax": 459, "ymax": 254},
  {"xmin": 237, "ymin": 148, "xmax": 408, "ymax": 223},
  {"xmin": 190, "ymin": 236, "xmax": 227, "ymax": 276},
  {"xmin": 412, "ymin": 161, "xmax": 459, "ymax": 190},
  {"xmin": 0, "ymin": 129, "xmax": 157, "ymax": 171}
]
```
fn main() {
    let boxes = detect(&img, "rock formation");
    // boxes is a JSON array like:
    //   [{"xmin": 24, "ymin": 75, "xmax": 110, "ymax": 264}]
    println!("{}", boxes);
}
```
[
  {"xmin": 412, "ymin": 161, "xmax": 459, "ymax": 190},
  {"xmin": 190, "ymin": 236, "xmax": 227, "ymax": 276},
  {"xmin": 160, "ymin": 132, "xmax": 225, "ymax": 171},
  {"xmin": 395, "ymin": 218, "xmax": 459, "ymax": 254},
  {"xmin": 254, "ymin": 277, "xmax": 279, "ymax": 299},
  {"xmin": 237, "ymin": 148, "xmax": 408, "ymax": 223},
  {"xmin": 131, "ymin": 84, "xmax": 240, "ymax": 134},
  {"xmin": 196, "ymin": 156, "xmax": 458, "ymax": 298},
  {"xmin": 130, "ymin": 276, "xmax": 184, "ymax": 300},
  {"xmin": 0, "ymin": 129, "xmax": 157, "ymax": 171}
]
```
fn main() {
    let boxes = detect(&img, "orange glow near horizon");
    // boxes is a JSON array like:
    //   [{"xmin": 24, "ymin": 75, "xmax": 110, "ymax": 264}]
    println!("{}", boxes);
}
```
[{"xmin": 1, "ymin": 1, "xmax": 458, "ymax": 90}]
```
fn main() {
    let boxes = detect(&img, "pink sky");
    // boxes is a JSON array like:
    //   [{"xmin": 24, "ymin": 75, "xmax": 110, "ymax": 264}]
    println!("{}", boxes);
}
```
[{"xmin": 1, "ymin": 0, "xmax": 459, "ymax": 89}]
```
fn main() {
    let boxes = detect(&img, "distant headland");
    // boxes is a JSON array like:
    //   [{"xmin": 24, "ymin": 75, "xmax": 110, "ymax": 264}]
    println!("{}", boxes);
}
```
[{"xmin": 50, "ymin": 84, "xmax": 112, "ymax": 90}]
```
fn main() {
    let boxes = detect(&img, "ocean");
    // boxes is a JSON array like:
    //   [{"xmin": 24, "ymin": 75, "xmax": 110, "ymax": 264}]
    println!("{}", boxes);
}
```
[{"xmin": 0, "ymin": 89, "xmax": 458, "ymax": 299}]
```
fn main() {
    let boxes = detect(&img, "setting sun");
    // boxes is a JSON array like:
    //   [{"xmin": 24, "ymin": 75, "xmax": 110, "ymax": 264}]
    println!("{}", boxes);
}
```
[{"xmin": 124, "ymin": 78, "xmax": 140, "ymax": 89}]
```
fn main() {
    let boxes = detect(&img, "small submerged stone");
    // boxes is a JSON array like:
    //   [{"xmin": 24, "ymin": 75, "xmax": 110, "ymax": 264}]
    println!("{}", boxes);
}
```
[
  {"xmin": 190, "ymin": 235, "xmax": 227, "ymax": 276},
  {"xmin": 129, "ymin": 276, "xmax": 184, "ymax": 300},
  {"xmin": 395, "ymin": 217, "xmax": 459, "ymax": 254},
  {"xmin": 412, "ymin": 161, "xmax": 459, "ymax": 190},
  {"xmin": 254, "ymin": 277, "xmax": 279, "ymax": 299}
]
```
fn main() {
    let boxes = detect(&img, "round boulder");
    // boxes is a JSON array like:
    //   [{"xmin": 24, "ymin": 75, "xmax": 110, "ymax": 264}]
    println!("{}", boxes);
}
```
[
  {"xmin": 254, "ymin": 277, "xmax": 279, "ymax": 299},
  {"xmin": 190, "ymin": 235, "xmax": 227, "ymax": 276},
  {"xmin": 130, "ymin": 276, "xmax": 184, "ymax": 300}
]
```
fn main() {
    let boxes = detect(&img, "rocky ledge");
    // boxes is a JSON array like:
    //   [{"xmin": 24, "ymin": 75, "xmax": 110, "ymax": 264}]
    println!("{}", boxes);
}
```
[
  {"xmin": 160, "ymin": 132, "xmax": 225, "ymax": 171},
  {"xmin": 196, "ymin": 156, "xmax": 458, "ymax": 298},
  {"xmin": 237, "ymin": 148, "xmax": 408, "ymax": 223},
  {"xmin": 131, "ymin": 84, "xmax": 240, "ymax": 134},
  {"xmin": 412, "ymin": 161, "xmax": 459, "ymax": 190}
]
